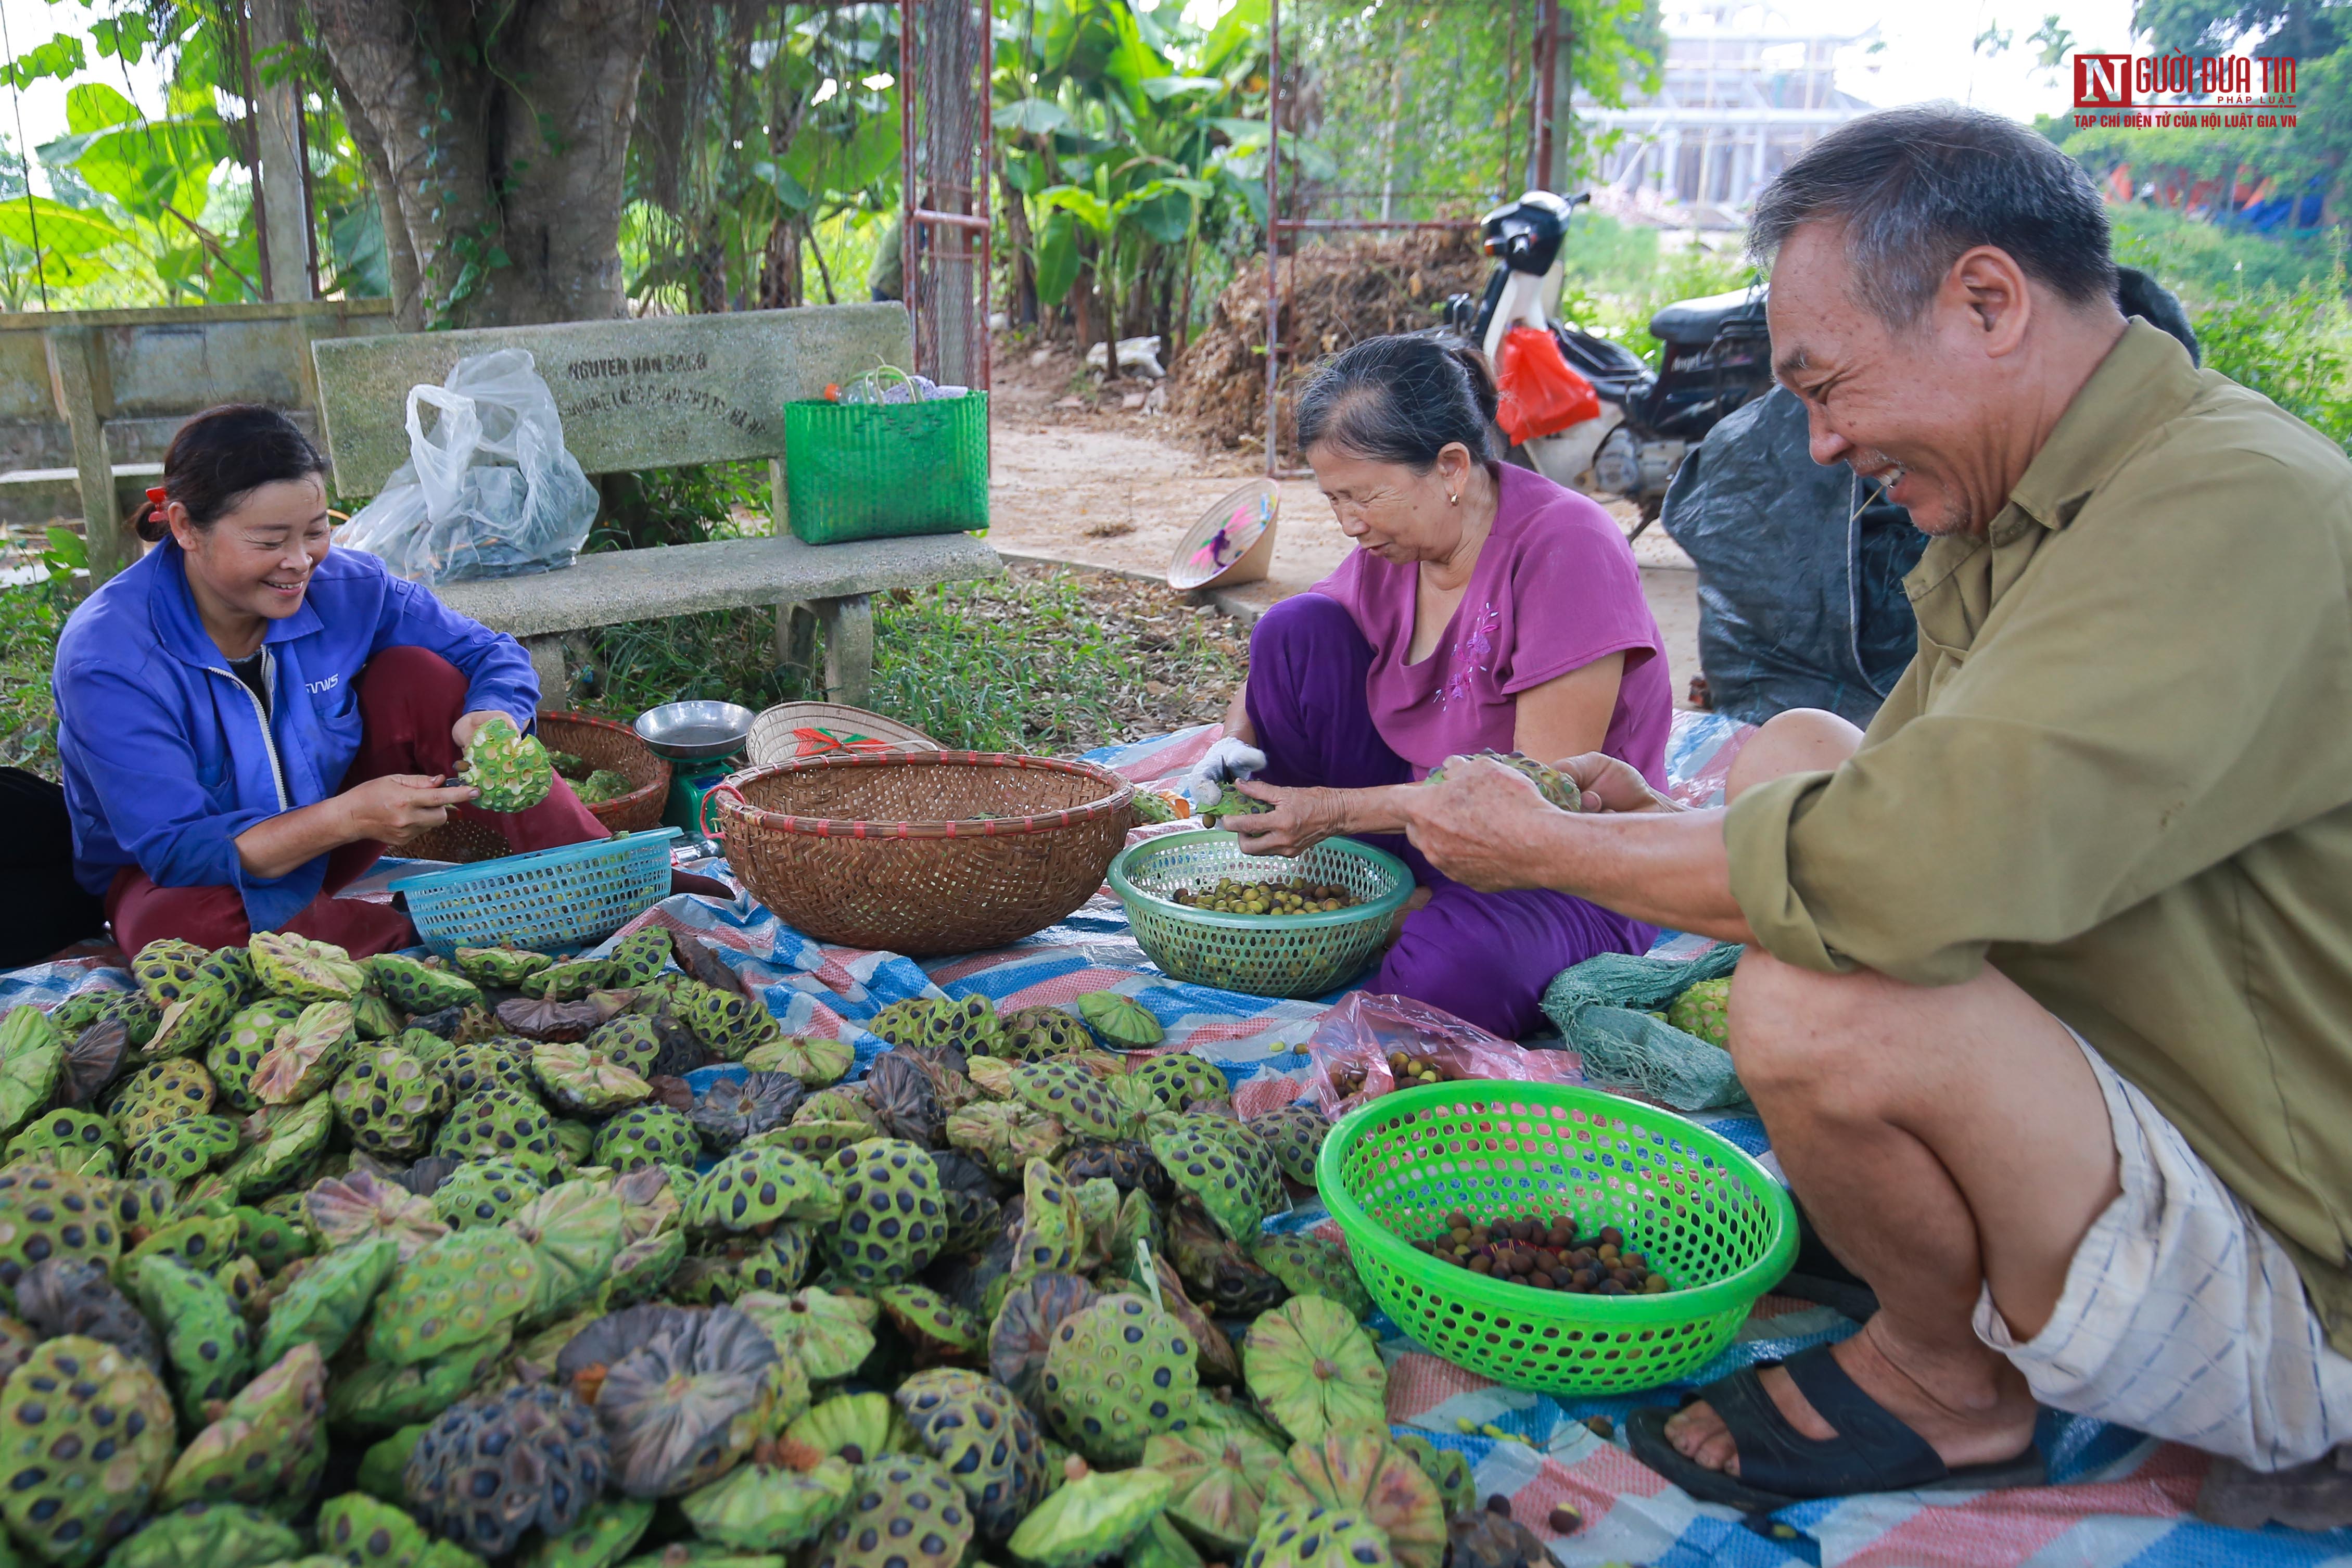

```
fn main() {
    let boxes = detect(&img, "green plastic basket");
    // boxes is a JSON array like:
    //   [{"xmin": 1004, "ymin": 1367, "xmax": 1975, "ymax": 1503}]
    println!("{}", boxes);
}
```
[
  {"xmin": 782, "ymin": 387, "xmax": 988, "ymax": 544},
  {"xmin": 1108, "ymin": 831, "xmax": 1412, "ymax": 999},
  {"xmin": 1318, "ymin": 1081, "xmax": 1797, "ymax": 1395}
]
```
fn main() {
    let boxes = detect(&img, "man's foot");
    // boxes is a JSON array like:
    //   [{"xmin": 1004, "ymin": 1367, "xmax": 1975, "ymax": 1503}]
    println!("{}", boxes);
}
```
[
  {"xmin": 1662, "ymin": 1318, "xmax": 2039, "ymax": 1480},
  {"xmin": 669, "ymin": 870, "xmax": 734, "ymax": 901}
]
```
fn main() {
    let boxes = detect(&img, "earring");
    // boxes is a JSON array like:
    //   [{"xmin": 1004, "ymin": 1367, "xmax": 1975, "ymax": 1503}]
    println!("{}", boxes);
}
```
[{"xmin": 1449, "ymin": 493, "xmax": 1459, "ymax": 505}]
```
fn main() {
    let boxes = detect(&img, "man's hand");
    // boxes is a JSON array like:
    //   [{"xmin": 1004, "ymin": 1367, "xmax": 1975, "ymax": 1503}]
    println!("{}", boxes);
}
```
[
  {"xmin": 1404, "ymin": 755, "xmax": 1574, "ymax": 891},
  {"xmin": 338, "ymin": 774, "xmax": 479, "ymax": 847},
  {"xmin": 1553, "ymin": 752, "xmax": 1679, "ymax": 814},
  {"xmin": 1226, "ymin": 782, "xmax": 1348, "ymax": 858},
  {"xmin": 452, "ymin": 709, "xmax": 513, "ymax": 751}
]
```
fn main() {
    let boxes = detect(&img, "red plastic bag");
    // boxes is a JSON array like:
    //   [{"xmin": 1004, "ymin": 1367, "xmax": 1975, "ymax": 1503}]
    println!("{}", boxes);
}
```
[
  {"xmin": 1494, "ymin": 325, "xmax": 1600, "ymax": 445},
  {"xmin": 1294, "ymin": 992, "xmax": 1583, "ymax": 1119}
]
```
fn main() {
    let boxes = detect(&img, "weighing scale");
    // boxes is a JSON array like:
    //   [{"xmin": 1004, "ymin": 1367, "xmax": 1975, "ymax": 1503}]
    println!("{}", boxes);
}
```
[{"xmin": 631, "ymin": 700, "xmax": 758, "ymax": 843}]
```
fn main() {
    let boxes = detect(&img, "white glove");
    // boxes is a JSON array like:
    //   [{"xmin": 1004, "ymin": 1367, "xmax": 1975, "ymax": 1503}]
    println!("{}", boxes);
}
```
[{"xmin": 1176, "ymin": 736, "xmax": 1269, "ymax": 809}]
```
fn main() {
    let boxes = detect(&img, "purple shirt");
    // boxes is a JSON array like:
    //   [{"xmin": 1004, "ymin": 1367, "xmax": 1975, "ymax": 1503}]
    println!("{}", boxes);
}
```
[{"xmin": 1311, "ymin": 464, "xmax": 1672, "ymax": 787}]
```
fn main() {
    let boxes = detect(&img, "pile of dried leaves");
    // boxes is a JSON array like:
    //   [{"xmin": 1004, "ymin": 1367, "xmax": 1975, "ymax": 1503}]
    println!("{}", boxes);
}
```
[{"xmin": 1171, "ymin": 227, "xmax": 1488, "ymax": 452}]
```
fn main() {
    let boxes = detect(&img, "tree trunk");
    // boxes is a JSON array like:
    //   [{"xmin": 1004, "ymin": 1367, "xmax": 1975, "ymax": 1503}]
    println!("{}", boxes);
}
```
[{"xmin": 311, "ymin": 0, "xmax": 659, "ymax": 330}]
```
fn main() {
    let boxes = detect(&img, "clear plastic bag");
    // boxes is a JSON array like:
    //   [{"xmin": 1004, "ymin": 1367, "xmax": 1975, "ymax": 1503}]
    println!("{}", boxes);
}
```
[
  {"xmin": 1293, "ymin": 992, "xmax": 1584, "ymax": 1118},
  {"xmin": 338, "ymin": 348, "xmax": 600, "ymax": 585}
]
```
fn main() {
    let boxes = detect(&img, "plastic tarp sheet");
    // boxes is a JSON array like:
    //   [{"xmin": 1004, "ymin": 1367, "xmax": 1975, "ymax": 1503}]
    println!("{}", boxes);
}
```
[{"xmin": 1660, "ymin": 385, "xmax": 1927, "ymax": 729}]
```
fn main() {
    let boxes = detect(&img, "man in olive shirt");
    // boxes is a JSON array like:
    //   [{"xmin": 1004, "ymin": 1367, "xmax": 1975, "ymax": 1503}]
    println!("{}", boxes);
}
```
[{"xmin": 1405, "ymin": 104, "xmax": 2352, "ymax": 1512}]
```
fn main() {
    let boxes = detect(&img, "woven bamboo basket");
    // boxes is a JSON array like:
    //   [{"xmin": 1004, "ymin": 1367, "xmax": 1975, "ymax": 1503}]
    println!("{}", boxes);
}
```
[
  {"xmin": 406, "ymin": 711, "xmax": 670, "ymax": 864},
  {"xmin": 706, "ymin": 752, "xmax": 1135, "ymax": 955}
]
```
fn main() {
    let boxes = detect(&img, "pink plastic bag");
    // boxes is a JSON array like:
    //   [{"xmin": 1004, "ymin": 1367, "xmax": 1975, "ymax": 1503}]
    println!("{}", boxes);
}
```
[{"xmin": 1295, "ymin": 992, "xmax": 1583, "ymax": 1118}]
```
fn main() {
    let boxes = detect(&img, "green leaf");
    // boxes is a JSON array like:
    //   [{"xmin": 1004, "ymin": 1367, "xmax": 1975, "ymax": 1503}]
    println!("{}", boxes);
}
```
[
  {"xmin": 42, "ymin": 528, "xmax": 87, "ymax": 571},
  {"xmin": 1037, "ymin": 184, "xmax": 1113, "ymax": 238},
  {"xmin": 1034, "ymin": 210, "xmax": 1079, "ymax": 307},
  {"xmin": 91, "ymin": 15, "xmax": 158, "ymax": 63},
  {"xmin": 65, "ymin": 83, "xmax": 142, "ymax": 134},
  {"xmin": 993, "ymin": 99, "xmax": 1074, "ymax": 135},
  {"xmin": 1, "ymin": 35, "xmax": 86, "ymax": 91},
  {"xmin": 0, "ymin": 197, "xmax": 126, "ymax": 256},
  {"xmin": 749, "ymin": 159, "xmax": 813, "ymax": 212},
  {"xmin": 1140, "ymin": 77, "xmax": 1223, "ymax": 100}
]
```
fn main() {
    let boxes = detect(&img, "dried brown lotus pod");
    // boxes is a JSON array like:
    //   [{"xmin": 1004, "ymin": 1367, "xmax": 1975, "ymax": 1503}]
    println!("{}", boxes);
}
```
[{"xmin": 498, "ymin": 996, "xmax": 609, "ymax": 1042}]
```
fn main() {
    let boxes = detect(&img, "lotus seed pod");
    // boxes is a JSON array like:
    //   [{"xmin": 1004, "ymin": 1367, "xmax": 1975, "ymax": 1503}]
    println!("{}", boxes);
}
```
[
  {"xmin": 517, "ymin": 1497, "xmax": 655, "ymax": 1568},
  {"xmin": 458, "ymin": 714, "xmax": 556, "ymax": 813},
  {"xmin": 742, "ymin": 1035, "xmax": 853, "ymax": 1086},
  {"xmin": 155, "ymin": 1342, "xmax": 328, "ymax": 1509},
  {"xmin": 673, "ymin": 981, "xmax": 780, "ymax": 1061},
  {"xmin": 685, "ymin": 1144, "xmax": 840, "ymax": 1234},
  {"xmin": 521, "ymin": 955, "xmax": 622, "ymax": 1004},
  {"xmin": 1007, "ymin": 1468, "xmax": 1176, "ymax": 1568},
  {"xmin": 590, "ymin": 1305, "xmax": 777, "ymax": 1498},
  {"xmin": 453, "ymin": 946, "xmax": 554, "ymax": 989},
  {"xmin": 1040, "ymin": 1294, "xmax": 1199, "ymax": 1466},
  {"xmin": 332, "ymin": 1044, "xmax": 453, "ymax": 1156},
  {"xmin": 1248, "ymin": 1107, "xmax": 1330, "ymax": 1188},
  {"xmin": 402, "ymin": 1384, "xmax": 607, "ymax": 1555},
  {"xmin": 592, "ymin": 1106, "xmax": 700, "ymax": 1172},
  {"xmin": 1143, "ymin": 1426, "xmax": 1288, "ymax": 1555},
  {"xmin": 1249, "ymin": 1236, "xmax": 1371, "ymax": 1322},
  {"xmin": 1239, "ymin": 1506, "xmax": 1397, "ymax": 1568},
  {"xmin": 248, "ymin": 933, "xmax": 365, "ymax": 1004},
  {"xmin": 810, "ymin": 1454, "xmax": 975, "ymax": 1568},
  {"xmin": 1241, "ymin": 1297, "xmax": 1387, "ymax": 1445},
  {"xmin": 0, "ymin": 1334, "xmax": 177, "ymax": 1566},
  {"xmin": 1264, "ymin": 1434, "xmax": 1445, "ymax": 1568},
  {"xmin": 1388, "ymin": 1434, "xmax": 1476, "ymax": 1520},
  {"xmin": 0, "ymin": 1168, "xmax": 118, "ymax": 1305},
  {"xmin": 1010, "ymin": 1061, "xmax": 1130, "ymax": 1142},
  {"xmin": 219, "ymin": 1096, "xmax": 334, "ymax": 1200},
  {"xmin": 305, "ymin": 1171, "xmax": 447, "ymax": 1261},
  {"xmin": 1421, "ymin": 750, "xmax": 1583, "ymax": 810},
  {"xmin": 13, "ymin": 1257, "xmax": 159, "ymax": 1371},
  {"xmin": 325, "ymin": 1332, "xmax": 510, "ymax": 1436},
  {"xmin": 106, "ymin": 1501, "xmax": 303, "ymax": 1568},
  {"xmin": 507, "ymin": 1179, "xmax": 627, "ymax": 1324},
  {"xmin": 365, "ymin": 1226, "xmax": 538, "ymax": 1366},
  {"xmin": 733, "ymin": 1287, "xmax": 875, "ymax": 1383},
  {"xmin": 127, "ymin": 1253, "xmax": 252, "ymax": 1428},
  {"xmin": 1666, "ymin": 976, "xmax": 1731, "ymax": 1049},
  {"xmin": 363, "ymin": 954, "xmax": 484, "ymax": 1016},
  {"xmin": 531, "ymin": 1040, "xmax": 652, "ymax": 1116},
  {"xmin": 1075, "ymin": 992, "xmax": 1163, "ymax": 1049},
  {"xmin": 682, "ymin": 1455, "xmax": 855, "ymax": 1551},
  {"xmin": 106, "ymin": 1058, "xmax": 215, "ymax": 1145},
  {"xmin": 893, "ymin": 1368, "xmax": 1049, "ymax": 1536},
  {"xmin": 252, "ymin": 1001, "xmax": 357, "ymax": 1105},
  {"xmin": 433, "ymin": 1088, "xmax": 563, "ymax": 1181},
  {"xmin": 5, "ymin": 1110, "xmax": 120, "ymax": 1175},
  {"xmin": 209, "ymin": 1000, "xmax": 304, "ymax": 1114},
  {"xmin": 429, "ymin": 1159, "xmax": 545, "ymax": 1230},
  {"xmin": 689, "ymin": 1072, "xmax": 807, "ymax": 1151},
  {"xmin": 606, "ymin": 927, "xmax": 673, "ymax": 988},
  {"xmin": 818, "ymin": 1139, "xmax": 947, "ymax": 1286},
  {"xmin": 1148, "ymin": 1120, "xmax": 1267, "ymax": 1244}
]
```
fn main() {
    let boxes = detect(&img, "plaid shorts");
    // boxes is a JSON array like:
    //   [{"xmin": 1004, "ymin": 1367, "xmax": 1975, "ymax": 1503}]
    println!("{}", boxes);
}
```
[{"xmin": 1972, "ymin": 1032, "xmax": 2352, "ymax": 1471}]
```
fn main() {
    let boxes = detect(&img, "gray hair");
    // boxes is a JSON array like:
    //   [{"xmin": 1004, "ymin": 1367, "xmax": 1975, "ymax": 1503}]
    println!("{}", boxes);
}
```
[{"xmin": 1749, "ymin": 104, "xmax": 2118, "ymax": 328}]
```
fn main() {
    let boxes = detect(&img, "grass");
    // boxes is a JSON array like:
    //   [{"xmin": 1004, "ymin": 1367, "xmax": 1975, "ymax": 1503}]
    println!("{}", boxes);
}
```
[
  {"xmin": 0, "ymin": 560, "xmax": 1242, "ymax": 778},
  {"xmin": 576, "ymin": 566, "xmax": 1247, "ymax": 754}
]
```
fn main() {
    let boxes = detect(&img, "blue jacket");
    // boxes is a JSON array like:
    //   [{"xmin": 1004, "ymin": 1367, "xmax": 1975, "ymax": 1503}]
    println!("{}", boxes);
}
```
[{"xmin": 53, "ymin": 542, "xmax": 539, "ymax": 932}]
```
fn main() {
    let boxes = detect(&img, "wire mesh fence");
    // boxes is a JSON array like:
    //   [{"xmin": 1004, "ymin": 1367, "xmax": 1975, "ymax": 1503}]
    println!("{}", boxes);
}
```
[{"xmin": 903, "ymin": 0, "xmax": 990, "ymax": 389}]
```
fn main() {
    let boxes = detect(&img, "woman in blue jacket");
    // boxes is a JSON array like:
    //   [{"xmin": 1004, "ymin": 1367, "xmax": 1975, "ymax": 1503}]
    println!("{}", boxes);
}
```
[{"xmin": 53, "ymin": 404, "xmax": 620, "ymax": 958}]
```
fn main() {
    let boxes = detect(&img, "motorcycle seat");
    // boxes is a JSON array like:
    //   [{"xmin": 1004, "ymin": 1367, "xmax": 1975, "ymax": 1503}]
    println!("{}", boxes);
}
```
[{"xmin": 1648, "ymin": 287, "xmax": 1768, "ymax": 347}]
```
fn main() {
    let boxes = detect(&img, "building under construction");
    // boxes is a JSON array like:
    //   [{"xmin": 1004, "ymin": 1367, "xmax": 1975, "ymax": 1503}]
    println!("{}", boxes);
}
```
[{"xmin": 1578, "ymin": 3, "xmax": 1879, "ymax": 229}]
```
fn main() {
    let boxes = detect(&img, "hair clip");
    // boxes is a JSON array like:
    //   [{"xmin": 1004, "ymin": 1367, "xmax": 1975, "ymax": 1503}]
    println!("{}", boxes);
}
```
[{"xmin": 144, "ymin": 487, "xmax": 167, "ymax": 511}]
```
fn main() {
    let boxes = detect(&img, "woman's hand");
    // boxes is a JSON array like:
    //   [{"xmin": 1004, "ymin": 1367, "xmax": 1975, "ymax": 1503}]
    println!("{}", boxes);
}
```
[
  {"xmin": 452, "ymin": 709, "xmax": 512, "ymax": 750},
  {"xmin": 234, "ymin": 773, "xmax": 479, "ymax": 881},
  {"xmin": 1554, "ymin": 752, "xmax": 1679, "ymax": 814},
  {"xmin": 1226, "ymin": 782, "xmax": 1351, "ymax": 858},
  {"xmin": 338, "ymin": 774, "xmax": 480, "ymax": 847},
  {"xmin": 1401, "ymin": 755, "xmax": 1572, "ymax": 891}
]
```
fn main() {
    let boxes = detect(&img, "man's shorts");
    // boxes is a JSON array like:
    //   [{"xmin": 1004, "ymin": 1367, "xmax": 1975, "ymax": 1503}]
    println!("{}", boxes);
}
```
[{"xmin": 1971, "ymin": 1032, "xmax": 2352, "ymax": 1471}]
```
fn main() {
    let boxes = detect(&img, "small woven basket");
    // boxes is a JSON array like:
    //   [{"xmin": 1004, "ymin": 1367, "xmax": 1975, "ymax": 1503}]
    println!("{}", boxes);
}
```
[
  {"xmin": 705, "ymin": 752, "xmax": 1135, "ymax": 955},
  {"xmin": 1108, "ymin": 831, "xmax": 1412, "ymax": 999},
  {"xmin": 1320, "ymin": 1081, "xmax": 1797, "ymax": 1395},
  {"xmin": 388, "ymin": 828, "xmax": 683, "ymax": 956},
  {"xmin": 406, "ymin": 712, "xmax": 670, "ymax": 863}
]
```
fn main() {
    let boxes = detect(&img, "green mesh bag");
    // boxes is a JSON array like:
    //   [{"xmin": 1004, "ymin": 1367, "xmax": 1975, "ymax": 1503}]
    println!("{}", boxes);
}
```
[
  {"xmin": 781, "ymin": 379, "xmax": 988, "ymax": 545},
  {"xmin": 1538, "ymin": 944, "xmax": 1746, "ymax": 1111}
]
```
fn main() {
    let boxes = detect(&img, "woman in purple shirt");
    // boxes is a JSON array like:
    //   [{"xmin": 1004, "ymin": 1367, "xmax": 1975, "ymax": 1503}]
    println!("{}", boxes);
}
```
[{"xmin": 1220, "ymin": 334, "xmax": 1673, "ymax": 1036}]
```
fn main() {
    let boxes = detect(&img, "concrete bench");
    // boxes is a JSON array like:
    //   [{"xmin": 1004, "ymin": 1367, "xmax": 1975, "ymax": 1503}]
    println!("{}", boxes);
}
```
[{"xmin": 309, "ymin": 305, "xmax": 998, "ymax": 705}]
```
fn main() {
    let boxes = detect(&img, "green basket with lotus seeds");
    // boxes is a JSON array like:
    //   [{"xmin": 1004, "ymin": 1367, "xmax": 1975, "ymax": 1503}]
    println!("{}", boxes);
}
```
[
  {"xmin": 1107, "ymin": 831, "xmax": 1412, "ymax": 999},
  {"xmin": 1319, "ymin": 1081, "xmax": 1797, "ymax": 1394}
]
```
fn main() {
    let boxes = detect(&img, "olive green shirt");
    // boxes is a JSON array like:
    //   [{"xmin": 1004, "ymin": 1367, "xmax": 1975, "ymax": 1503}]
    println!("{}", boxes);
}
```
[{"xmin": 1724, "ymin": 321, "xmax": 2352, "ymax": 1352}]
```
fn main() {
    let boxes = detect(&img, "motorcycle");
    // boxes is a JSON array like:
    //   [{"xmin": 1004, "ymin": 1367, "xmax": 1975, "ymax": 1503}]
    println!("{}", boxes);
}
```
[{"xmin": 1444, "ymin": 190, "xmax": 1773, "ymax": 531}]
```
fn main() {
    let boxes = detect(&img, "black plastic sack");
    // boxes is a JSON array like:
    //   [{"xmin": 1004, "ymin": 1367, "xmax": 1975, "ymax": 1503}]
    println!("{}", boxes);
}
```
[{"xmin": 1660, "ymin": 385, "xmax": 1927, "ymax": 728}]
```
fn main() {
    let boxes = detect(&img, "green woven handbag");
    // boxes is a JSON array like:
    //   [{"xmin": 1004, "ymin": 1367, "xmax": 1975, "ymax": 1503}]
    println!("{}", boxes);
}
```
[{"xmin": 782, "ymin": 374, "xmax": 988, "ymax": 544}]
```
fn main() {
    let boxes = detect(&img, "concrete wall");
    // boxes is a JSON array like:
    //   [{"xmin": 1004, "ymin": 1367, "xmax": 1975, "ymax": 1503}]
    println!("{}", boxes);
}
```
[{"xmin": 0, "ymin": 300, "xmax": 397, "ymax": 539}]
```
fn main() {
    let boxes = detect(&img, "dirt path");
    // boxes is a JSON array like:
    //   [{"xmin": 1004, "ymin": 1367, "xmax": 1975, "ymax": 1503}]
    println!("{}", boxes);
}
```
[{"xmin": 986, "ymin": 340, "xmax": 1703, "ymax": 708}]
